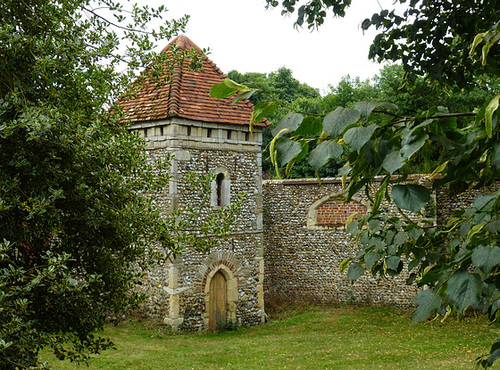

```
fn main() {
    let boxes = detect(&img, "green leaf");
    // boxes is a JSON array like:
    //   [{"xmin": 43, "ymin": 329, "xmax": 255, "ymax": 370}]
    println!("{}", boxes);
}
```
[
  {"xmin": 492, "ymin": 143, "xmax": 500, "ymax": 170},
  {"xmin": 323, "ymin": 107, "xmax": 361, "ymax": 136},
  {"xmin": 446, "ymin": 271, "xmax": 481, "ymax": 313},
  {"xmin": 339, "ymin": 258, "xmax": 351, "ymax": 274},
  {"xmin": 355, "ymin": 101, "xmax": 398, "ymax": 118},
  {"xmin": 364, "ymin": 251, "xmax": 380, "ymax": 269},
  {"xmin": 272, "ymin": 113, "xmax": 304, "ymax": 137},
  {"xmin": 347, "ymin": 262, "xmax": 365, "ymax": 281},
  {"xmin": 372, "ymin": 176, "xmax": 389, "ymax": 213},
  {"xmin": 276, "ymin": 138, "xmax": 303, "ymax": 166},
  {"xmin": 232, "ymin": 90, "xmax": 256, "ymax": 104},
  {"xmin": 293, "ymin": 117, "xmax": 323, "ymax": 136},
  {"xmin": 429, "ymin": 160, "xmax": 450, "ymax": 179},
  {"xmin": 412, "ymin": 289, "xmax": 442, "ymax": 323},
  {"xmin": 308, "ymin": 140, "xmax": 343, "ymax": 170},
  {"xmin": 385, "ymin": 256, "xmax": 401, "ymax": 271},
  {"xmin": 391, "ymin": 184, "xmax": 431, "ymax": 213},
  {"xmin": 472, "ymin": 245, "xmax": 500, "ymax": 275},
  {"xmin": 485, "ymin": 94, "xmax": 500, "ymax": 138},
  {"xmin": 209, "ymin": 78, "xmax": 253, "ymax": 98},
  {"xmin": 467, "ymin": 223, "xmax": 485, "ymax": 243},
  {"xmin": 251, "ymin": 102, "xmax": 277, "ymax": 126},
  {"xmin": 382, "ymin": 151, "xmax": 405, "ymax": 174},
  {"xmin": 343, "ymin": 125, "xmax": 377, "ymax": 153},
  {"xmin": 394, "ymin": 231, "xmax": 407, "ymax": 246},
  {"xmin": 401, "ymin": 134, "xmax": 429, "ymax": 160}
]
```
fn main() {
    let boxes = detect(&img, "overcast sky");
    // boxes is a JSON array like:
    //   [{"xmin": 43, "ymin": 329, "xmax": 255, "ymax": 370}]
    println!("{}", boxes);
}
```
[{"xmin": 158, "ymin": 0, "xmax": 398, "ymax": 94}]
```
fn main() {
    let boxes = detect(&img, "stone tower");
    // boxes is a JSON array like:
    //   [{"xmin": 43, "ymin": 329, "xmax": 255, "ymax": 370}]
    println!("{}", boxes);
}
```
[{"xmin": 119, "ymin": 35, "xmax": 267, "ymax": 330}]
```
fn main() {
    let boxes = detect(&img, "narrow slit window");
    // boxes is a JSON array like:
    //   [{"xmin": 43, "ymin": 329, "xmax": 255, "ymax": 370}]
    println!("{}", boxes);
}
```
[
  {"xmin": 227, "ymin": 130, "xmax": 232, "ymax": 140},
  {"xmin": 187, "ymin": 126, "xmax": 192, "ymax": 136},
  {"xmin": 207, "ymin": 128, "xmax": 212, "ymax": 138},
  {"xmin": 216, "ymin": 173, "xmax": 224, "ymax": 207},
  {"xmin": 244, "ymin": 132, "xmax": 250, "ymax": 141}
]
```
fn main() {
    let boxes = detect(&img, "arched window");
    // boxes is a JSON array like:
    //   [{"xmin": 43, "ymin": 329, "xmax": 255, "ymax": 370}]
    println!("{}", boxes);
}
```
[
  {"xmin": 211, "ymin": 168, "xmax": 230, "ymax": 207},
  {"xmin": 307, "ymin": 192, "xmax": 368, "ymax": 230}
]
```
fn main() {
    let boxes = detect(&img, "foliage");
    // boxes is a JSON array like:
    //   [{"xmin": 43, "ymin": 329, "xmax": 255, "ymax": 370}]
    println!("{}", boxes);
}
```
[
  {"xmin": 0, "ymin": 0, "xmax": 237, "ymax": 367},
  {"xmin": 216, "ymin": 0, "xmax": 500, "ymax": 366}
]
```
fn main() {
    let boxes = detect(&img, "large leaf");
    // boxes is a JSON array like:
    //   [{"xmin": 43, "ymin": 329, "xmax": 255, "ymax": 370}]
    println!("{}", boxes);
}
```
[
  {"xmin": 308, "ymin": 140, "xmax": 343, "ymax": 170},
  {"xmin": 251, "ymin": 102, "xmax": 277, "ymax": 126},
  {"xmin": 364, "ymin": 251, "xmax": 380, "ymax": 269},
  {"xmin": 412, "ymin": 289, "xmax": 442, "ymax": 323},
  {"xmin": 485, "ymin": 94, "xmax": 500, "ymax": 138},
  {"xmin": 347, "ymin": 262, "xmax": 365, "ymax": 281},
  {"xmin": 355, "ymin": 101, "xmax": 398, "ymax": 118},
  {"xmin": 446, "ymin": 270, "xmax": 481, "ymax": 313},
  {"xmin": 343, "ymin": 125, "xmax": 377, "ymax": 153},
  {"xmin": 209, "ymin": 78, "xmax": 252, "ymax": 98},
  {"xmin": 385, "ymin": 256, "xmax": 401, "ymax": 271},
  {"xmin": 492, "ymin": 143, "xmax": 500, "ymax": 170},
  {"xmin": 391, "ymin": 184, "xmax": 431, "ymax": 213},
  {"xmin": 382, "ymin": 151, "xmax": 405, "ymax": 174},
  {"xmin": 472, "ymin": 245, "xmax": 500, "ymax": 275},
  {"xmin": 400, "ymin": 134, "xmax": 429, "ymax": 160},
  {"xmin": 323, "ymin": 107, "xmax": 361, "ymax": 136},
  {"xmin": 272, "ymin": 113, "xmax": 304, "ymax": 137},
  {"xmin": 276, "ymin": 138, "xmax": 303, "ymax": 166},
  {"xmin": 293, "ymin": 117, "xmax": 323, "ymax": 136}
]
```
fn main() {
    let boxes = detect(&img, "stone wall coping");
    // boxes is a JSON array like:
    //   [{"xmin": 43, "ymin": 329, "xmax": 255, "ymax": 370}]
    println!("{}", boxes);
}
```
[{"xmin": 263, "ymin": 174, "xmax": 430, "ymax": 186}]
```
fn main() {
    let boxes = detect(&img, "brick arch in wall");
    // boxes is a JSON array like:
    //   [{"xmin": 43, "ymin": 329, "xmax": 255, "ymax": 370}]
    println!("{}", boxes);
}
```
[
  {"xmin": 307, "ymin": 191, "xmax": 369, "ymax": 230},
  {"xmin": 194, "ymin": 251, "xmax": 244, "ymax": 328}
]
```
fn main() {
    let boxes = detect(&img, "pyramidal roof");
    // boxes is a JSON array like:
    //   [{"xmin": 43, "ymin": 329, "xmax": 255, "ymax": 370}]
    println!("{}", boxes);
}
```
[{"xmin": 119, "ymin": 35, "xmax": 269, "ymax": 127}]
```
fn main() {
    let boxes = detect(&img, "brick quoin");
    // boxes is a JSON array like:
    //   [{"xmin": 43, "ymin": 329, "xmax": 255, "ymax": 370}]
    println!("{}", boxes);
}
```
[{"xmin": 317, "ymin": 200, "xmax": 366, "ymax": 226}]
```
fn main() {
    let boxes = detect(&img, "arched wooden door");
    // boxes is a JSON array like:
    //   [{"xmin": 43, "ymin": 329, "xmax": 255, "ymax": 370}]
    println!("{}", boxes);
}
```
[{"xmin": 208, "ymin": 271, "xmax": 227, "ymax": 331}]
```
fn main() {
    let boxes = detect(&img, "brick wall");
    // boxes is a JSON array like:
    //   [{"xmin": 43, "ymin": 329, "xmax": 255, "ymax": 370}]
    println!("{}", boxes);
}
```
[{"xmin": 316, "ymin": 200, "xmax": 366, "ymax": 226}]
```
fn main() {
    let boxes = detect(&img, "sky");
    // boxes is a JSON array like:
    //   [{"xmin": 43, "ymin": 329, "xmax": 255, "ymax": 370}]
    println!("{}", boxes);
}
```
[{"xmin": 158, "ymin": 0, "xmax": 397, "ymax": 95}]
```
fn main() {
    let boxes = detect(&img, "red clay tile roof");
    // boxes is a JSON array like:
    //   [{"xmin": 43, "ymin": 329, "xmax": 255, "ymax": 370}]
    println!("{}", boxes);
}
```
[{"xmin": 118, "ymin": 35, "xmax": 269, "ymax": 127}]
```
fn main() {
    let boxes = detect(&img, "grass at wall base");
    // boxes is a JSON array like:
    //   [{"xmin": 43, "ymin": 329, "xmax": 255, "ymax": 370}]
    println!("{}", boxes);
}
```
[{"xmin": 41, "ymin": 305, "xmax": 499, "ymax": 369}]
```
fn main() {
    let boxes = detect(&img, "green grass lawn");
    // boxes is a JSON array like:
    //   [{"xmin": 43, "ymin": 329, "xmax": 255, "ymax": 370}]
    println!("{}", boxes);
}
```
[{"xmin": 41, "ymin": 306, "xmax": 500, "ymax": 369}]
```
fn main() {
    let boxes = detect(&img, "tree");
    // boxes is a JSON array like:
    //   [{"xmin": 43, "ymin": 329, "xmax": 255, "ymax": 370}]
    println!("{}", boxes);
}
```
[
  {"xmin": 215, "ymin": 0, "xmax": 500, "ymax": 366},
  {"xmin": 0, "ymin": 0, "xmax": 235, "ymax": 367}
]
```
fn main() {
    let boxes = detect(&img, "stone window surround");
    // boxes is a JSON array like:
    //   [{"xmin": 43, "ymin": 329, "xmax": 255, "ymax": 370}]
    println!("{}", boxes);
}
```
[
  {"xmin": 211, "ymin": 166, "xmax": 231, "ymax": 208},
  {"xmin": 307, "ymin": 191, "xmax": 370, "ymax": 231}
]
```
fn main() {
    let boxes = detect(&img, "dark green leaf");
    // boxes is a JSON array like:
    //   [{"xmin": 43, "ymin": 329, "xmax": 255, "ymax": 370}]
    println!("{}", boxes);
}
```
[
  {"xmin": 364, "ymin": 251, "xmax": 380, "ymax": 269},
  {"xmin": 347, "ymin": 262, "xmax": 365, "ymax": 281},
  {"xmin": 446, "ymin": 271, "xmax": 481, "ymax": 312},
  {"xmin": 471, "ymin": 245, "xmax": 500, "ymax": 275},
  {"xmin": 272, "ymin": 113, "xmax": 304, "ymax": 137},
  {"xmin": 391, "ymin": 184, "xmax": 431, "ymax": 213},
  {"xmin": 382, "ymin": 151, "xmax": 405, "ymax": 174},
  {"xmin": 492, "ymin": 143, "xmax": 500, "ymax": 170},
  {"xmin": 394, "ymin": 231, "xmax": 407, "ymax": 246},
  {"xmin": 401, "ymin": 134, "xmax": 429, "ymax": 160},
  {"xmin": 412, "ymin": 289, "xmax": 442, "ymax": 322},
  {"xmin": 308, "ymin": 140, "xmax": 343, "ymax": 170},
  {"xmin": 323, "ymin": 107, "xmax": 361, "ymax": 136},
  {"xmin": 276, "ymin": 138, "xmax": 303, "ymax": 166},
  {"xmin": 355, "ymin": 101, "xmax": 398, "ymax": 118},
  {"xmin": 385, "ymin": 256, "xmax": 401, "ymax": 271},
  {"xmin": 343, "ymin": 125, "xmax": 377, "ymax": 153},
  {"xmin": 293, "ymin": 117, "xmax": 323, "ymax": 136}
]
